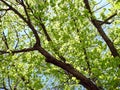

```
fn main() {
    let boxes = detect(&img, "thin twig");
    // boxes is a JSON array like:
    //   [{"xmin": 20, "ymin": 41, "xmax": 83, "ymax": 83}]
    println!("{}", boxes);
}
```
[
  {"xmin": 100, "ymin": 13, "xmax": 117, "ymax": 25},
  {"xmin": 24, "ymin": 29, "xmax": 32, "ymax": 47},
  {"xmin": 0, "ymin": 8, "xmax": 10, "ymax": 11},
  {"xmin": 0, "ymin": 8, "xmax": 10, "ymax": 17},
  {"xmin": 3, "ymin": 78, "xmax": 8, "ymax": 90},
  {"xmin": 73, "ymin": 18, "xmax": 91, "ymax": 76},
  {"xmin": 14, "ymin": 80, "xmax": 21, "ymax": 90},
  {"xmin": 14, "ymin": 29, "xmax": 19, "ymax": 49},
  {"xmin": 93, "ymin": 3, "xmax": 110, "ymax": 12},
  {"xmin": 2, "ymin": 31, "xmax": 9, "ymax": 49},
  {"xmin": 8, "ymin": 75, "xmax": 12, "ymax": 90}
]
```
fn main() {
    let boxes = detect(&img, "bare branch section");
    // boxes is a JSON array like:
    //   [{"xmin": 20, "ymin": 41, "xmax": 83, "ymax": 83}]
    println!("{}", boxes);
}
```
[
  {"xmin": 1, "ymin": 0, "xmax": 40, "ymax": 46},
  {"xmin": 83, "ymin": 0, "xmax": 119, "ymax": 57}
]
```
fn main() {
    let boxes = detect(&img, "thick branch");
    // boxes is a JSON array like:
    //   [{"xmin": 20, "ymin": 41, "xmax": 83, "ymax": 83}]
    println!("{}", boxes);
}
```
[
  {"xmin": 83, "ymin": 0, "xmax": 119, "ymax": 57},
  {"xmin": 37, "ymin": 46, "xmax": 99, "ymax": 90},
  {"xmin": 0, "ymin": 33, "xmax": 99, "ymax": 90},
  {"xmin": 83, "ymin": 0, "xmax": 92, "ymax": 14},
  {"xmin": 92, "ymin": 22, "xmax": 119, "ymax": 57}
]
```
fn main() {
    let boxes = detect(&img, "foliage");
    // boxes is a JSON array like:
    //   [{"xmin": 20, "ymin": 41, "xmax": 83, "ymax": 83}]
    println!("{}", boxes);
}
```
[{"xmin": 0, "ymin": 0, "xmax": 120, "ymax": 90}]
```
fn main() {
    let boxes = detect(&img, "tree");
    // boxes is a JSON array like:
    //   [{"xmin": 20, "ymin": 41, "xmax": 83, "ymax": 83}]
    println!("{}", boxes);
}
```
[{"xmin": 0, "ymin": 0, "xmax": 120, "ymax": 90}]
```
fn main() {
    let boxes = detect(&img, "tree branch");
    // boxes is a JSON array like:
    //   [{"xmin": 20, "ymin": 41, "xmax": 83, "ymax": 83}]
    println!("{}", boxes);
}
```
[
  {"xmin": 20, "ymin": 0, "xmax": 31, "ymax": 22},
  {"xmin": 0, "ymin": 0, "xmax": 106, "ymax": 90},
  {"xmin": 26, "ymin": 1, "xmax": 52, "ymax": 42},
  {"xmin": 2, "ymin": 78, "xmax": 8, "ymax": 90},
  {"xmin": 73, "ymin": 17, "xmax": 91, "ymax": 75},
  {"xmin": 83, "ymin": 0, "xmax": 92, "ymax": 14},
  {"xmin": 0, "ymin": 47, "xmax": 35, "ymax": 54},
  {"xmin": 100, "ymin": 13, "xmax": 117, "ymax": 25},
  {"xmin": 14, "ymin": 29, "xmax": 19, "ymax": 49},
  {"xmin": 23, "ymin": 29, "xmax": 32, "ymax": 47},
  {"xmin": 1, "ymin": 0, "xmax": 40, "ymax": 46},
  {"xmin": 2, "ymin": 31, "xmax": 9, "ymax": 49},
  {"xmin": 83, "ymin": 0, "xmax": 119, "ymax": 57},
  {"xmin": 28, "ymin": 6, "xmax": 52, "ymax": 42},
  {"xmin": 0, "ymin": 8, "xmax": 10, "ymax": 17},
  {"xmin": 93, "ymin": 3, "xmax": 110, "ymax": 12},
  {"xmin": 37, "ymin": 46, "xmax": 99, "ymax": 90},
  {"xmin": 14, "ymin": 80, "xmax": 20, "ymax": 90},
  {"xmin": 39, "ymin": 19, "xmax": 52, "ymax": 41},
  {"xmin": 7, "ymin": 75, "xmax": 12, "ymax": 90}
]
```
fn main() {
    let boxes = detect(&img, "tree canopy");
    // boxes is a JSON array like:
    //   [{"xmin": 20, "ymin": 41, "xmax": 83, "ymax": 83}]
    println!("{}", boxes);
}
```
[{"xmin": 0, "ymin": 0, "xmax": 120, "ymax": 90}]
